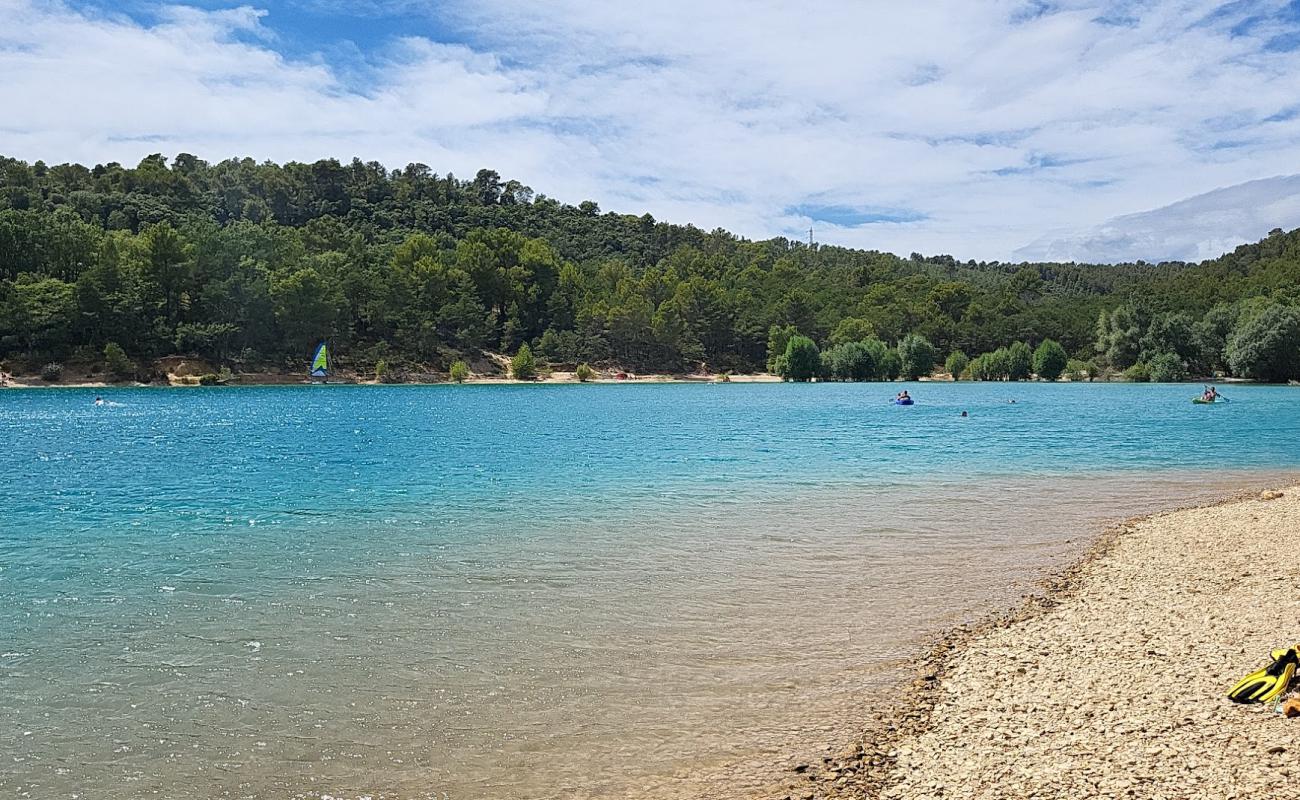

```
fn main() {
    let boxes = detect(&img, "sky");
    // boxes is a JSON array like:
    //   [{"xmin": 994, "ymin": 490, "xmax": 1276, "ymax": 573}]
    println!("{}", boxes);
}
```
[{"xmin": 3, "ymin": 0, "xmax": 1300, "ymax": 263}]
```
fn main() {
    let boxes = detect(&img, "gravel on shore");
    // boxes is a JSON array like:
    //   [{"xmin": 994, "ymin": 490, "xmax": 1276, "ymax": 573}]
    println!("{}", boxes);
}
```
[{"xmin": 774, "ymin": 487, "xmax": 1300, "ymax": 800}]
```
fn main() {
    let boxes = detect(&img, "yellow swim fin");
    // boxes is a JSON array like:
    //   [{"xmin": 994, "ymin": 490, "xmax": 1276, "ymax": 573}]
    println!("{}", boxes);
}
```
[{"xmin": 1228, "ymin": 646, "xmax": 1299, "ymax": 704}]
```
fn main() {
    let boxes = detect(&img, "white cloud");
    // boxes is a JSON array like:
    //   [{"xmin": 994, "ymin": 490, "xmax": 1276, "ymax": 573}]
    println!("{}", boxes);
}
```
[
  {"xmin": 1015, "ymin": 174, "xmax": 1300, "ymax": 263},
  {"xmin": 3, "ymin": 0, "xmax": 1300, "ymax": 261}
]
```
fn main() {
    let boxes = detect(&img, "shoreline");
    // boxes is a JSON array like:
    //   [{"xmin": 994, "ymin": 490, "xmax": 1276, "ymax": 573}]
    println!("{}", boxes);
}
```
[
  {"xmin": 0, "ymin": 372, "xmax": 785, "ymax": 388},
  {"xmin": 1, "ymin": 374, "xmax": 1278, "ymax": 389},
  {"xmin": 781, "ymin": 484, "xmax": 1300, "ymax": 800}
]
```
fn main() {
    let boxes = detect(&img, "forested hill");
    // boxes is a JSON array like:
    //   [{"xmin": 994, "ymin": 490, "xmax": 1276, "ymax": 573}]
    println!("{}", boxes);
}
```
[{"xmin": 3, "ymin": 153, "xmax": 1300, "ymax": 382}]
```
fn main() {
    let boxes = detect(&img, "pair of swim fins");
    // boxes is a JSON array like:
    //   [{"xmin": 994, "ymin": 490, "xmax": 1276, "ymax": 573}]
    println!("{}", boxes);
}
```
[{"xmin": 1227, "ymin": 646, "xmax": 1299, "ymax": 704}]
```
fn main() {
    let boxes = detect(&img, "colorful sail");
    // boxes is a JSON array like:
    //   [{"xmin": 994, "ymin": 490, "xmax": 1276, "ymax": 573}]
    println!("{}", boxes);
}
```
[{"xmin": 310, "ymin": 341, "xmax": 329, "ymax": 378}]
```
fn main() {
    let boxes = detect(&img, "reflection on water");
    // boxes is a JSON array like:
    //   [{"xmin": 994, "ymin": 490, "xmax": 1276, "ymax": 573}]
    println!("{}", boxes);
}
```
[{"xmin": 1, "ymin": 383, "xmax": 1297, "ymax": 798}]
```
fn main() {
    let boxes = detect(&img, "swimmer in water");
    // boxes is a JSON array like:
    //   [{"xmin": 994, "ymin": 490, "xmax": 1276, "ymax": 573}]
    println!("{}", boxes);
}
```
[{"xmin": 94, "ymin": 396, "xmax": 104, "ymax": 406}]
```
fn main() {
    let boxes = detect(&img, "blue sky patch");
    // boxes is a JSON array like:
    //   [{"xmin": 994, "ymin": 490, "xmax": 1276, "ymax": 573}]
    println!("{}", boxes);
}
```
[
  {"xmin": 790, "ymin": 204, "xmax": 927, "ymax": 226},
  {"xmin": 67, "ymin": 0, "xmax": 468, "ymax": 59}
]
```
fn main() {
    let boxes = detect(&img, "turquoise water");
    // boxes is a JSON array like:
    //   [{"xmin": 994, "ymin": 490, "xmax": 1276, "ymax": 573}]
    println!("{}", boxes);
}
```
[{"xmin": 1, "ymin": 382, "xmax": 1297, "ymax": 799}]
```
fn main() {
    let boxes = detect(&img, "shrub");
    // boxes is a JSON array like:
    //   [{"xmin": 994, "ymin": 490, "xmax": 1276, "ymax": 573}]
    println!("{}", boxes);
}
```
[
  {"xmin": 511, "ymin": 344, "xmax": 537, "ymax": 380},
  {"xmin": 41, "ymin": 362, "xmax": 63, "ymax": 382},
  {"xmin": 374, "ymin": 358, "xmax": 388, "ymax": 382},
  {"xmin": 1122, "ymin": 361, "xmax": 1151, "ymax": 382},
  {"xmin": 989, "ymin": 348, "xmax": 1013, "ymax": 380},
  {"xmin": 823, "ymin": 341, "xmax": 876, "ymax": 381},
  {"xmin": 844, "ymin": 341, "xmax": 876, "ymax": 381},
  {"xmin": 197, "ymin": 373, "xmax": 219, "ymax": 386},
  {"xmin": 449, "ymin": 360, "xmax": 470, "ymax": 383},
  {"xmin": 970, "ymin": 348, "xmax": 1010, "ymax": 381},
  {"xmin": 103, "ymin": 342, "xmax": 132, "ymax": 379},
  {"xmin": 1146, "ymin": 352, "xmax": 1188, "ymax": 382},
  {"xmin": 218, "ymin": 366, "xmax": 234, "ymax": 384},
  {"xmin": 897, "ymin": 333, "xmax": 937, "ymax": 380},
  {"xmin": 575, "ymin": 362, "xmax": 595, "ymax": 382},
  {"xmin": 1065, "ymin": 359, "xmax": 1090, "ymax": 381},
  {"xmin": 1032, "ymin": 339, "xmax": 1068, "ymax": 381},
  {"xmin": 766, "ymin": 324, "xmax": 798, "ymax": 373},
  {"xmin": 779, "ymin": 335, "xmax": 820, "ymax": 382},
  {"xmin": 877, "ymin": 349, "xmax": 902, "ymax": 381},
  {"xmin": 944, "ymin": 350, "xmax": 969, "ymax": 380},
  {"xmin": 862, "ymin": 338, "xmax": 896, "ymax": 380},
  {"xmin": 1007, "ymin": 341, "xmax": 1034, "ymax": 381},
  {"xmin": 1225, "ymin": 304, "xmax": 1300, "ymax": 382}
]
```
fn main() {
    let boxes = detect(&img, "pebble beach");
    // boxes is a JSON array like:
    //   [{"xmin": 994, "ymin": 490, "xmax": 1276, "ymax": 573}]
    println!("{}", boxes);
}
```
[{"xmin": 776, "ymin": 487, "xmax": 1300, "ymax": 800}]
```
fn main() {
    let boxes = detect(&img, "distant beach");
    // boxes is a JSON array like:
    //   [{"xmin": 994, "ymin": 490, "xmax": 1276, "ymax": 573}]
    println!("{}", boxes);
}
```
[{"xmin": 0, "ymin": 362, "xmax": 782, "ymax": 388}]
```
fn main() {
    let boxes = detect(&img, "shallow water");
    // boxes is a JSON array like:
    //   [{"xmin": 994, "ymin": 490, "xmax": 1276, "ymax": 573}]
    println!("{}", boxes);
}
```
[{"xmin": 1, "ymin": 382, "xmax": 1297, "ymax": 799}]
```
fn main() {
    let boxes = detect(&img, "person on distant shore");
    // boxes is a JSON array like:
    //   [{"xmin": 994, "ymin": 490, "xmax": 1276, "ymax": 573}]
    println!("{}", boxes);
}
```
[{"xmin": 1202, "ymin": 386, "xmax": 1220, "ymax": 402}]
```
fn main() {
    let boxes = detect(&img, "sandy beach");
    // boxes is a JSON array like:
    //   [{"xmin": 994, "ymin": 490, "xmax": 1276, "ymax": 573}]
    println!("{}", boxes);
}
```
[
  {"xmin": 0, "ymin": 367, "xmax": 779, "ymax": 387},
  {"xmin": 776, "ymin": 487, "xmax": 1300, "ymax": 800}
]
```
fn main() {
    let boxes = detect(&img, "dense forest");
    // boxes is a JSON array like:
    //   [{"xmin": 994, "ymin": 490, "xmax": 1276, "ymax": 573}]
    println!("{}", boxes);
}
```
[{"xmin": 2, "ymin": 153, "xmax": 1300, "ymax": 383}]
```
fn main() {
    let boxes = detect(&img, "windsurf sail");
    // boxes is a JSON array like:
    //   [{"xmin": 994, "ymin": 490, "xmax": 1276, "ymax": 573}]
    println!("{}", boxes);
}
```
[{"xmin": 310, "ymin": 341, "xmax": 329, "ymax": 379}]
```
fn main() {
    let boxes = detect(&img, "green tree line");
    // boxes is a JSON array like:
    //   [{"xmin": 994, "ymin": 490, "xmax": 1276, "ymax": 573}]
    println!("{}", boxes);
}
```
[{"xmin": 2, "ymin": 153, "xmax": 1300, "ymax": 381}]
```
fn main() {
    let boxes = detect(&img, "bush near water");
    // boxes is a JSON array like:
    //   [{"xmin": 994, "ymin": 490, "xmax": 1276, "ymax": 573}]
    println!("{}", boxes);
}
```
[
  {"xmin": 510, "ymin": 344, "xmax": 537, "ymax": 380},
  {"xmin": 103, "ymin": 341, "xmax": 133, "ymax": 379},
  {"xmin": 2, "ymin": 155, "xmax": 1300, "ymax": 381}
]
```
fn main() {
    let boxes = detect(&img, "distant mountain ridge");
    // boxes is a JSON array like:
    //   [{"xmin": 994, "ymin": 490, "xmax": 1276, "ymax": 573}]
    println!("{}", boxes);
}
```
[
  {"xmin": 2, "ymin": 153, "xmax": 1300, "ymax": 381},
  {"xmin": 1016, "ymin": 174, "xmax": 1300, "ymax": 264}
]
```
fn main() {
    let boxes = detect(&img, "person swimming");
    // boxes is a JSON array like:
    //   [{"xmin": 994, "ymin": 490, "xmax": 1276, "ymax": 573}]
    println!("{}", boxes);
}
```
[{"xmin": 94, "ymin": 396, "xmax": 104, "ymax": 406}]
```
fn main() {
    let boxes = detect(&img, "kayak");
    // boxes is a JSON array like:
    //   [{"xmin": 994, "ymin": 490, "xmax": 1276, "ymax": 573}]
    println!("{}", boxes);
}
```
[
  {"xmin": 1192, "ymin": 398, "xmax": 1221, "ymax": 404},
  {"xmin": 895, "ymin": 398, "xmax": 915, "ymax": 406}
]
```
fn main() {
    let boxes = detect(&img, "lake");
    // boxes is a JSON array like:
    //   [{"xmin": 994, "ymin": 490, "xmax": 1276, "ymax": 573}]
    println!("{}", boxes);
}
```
[{"xmin": 1, "ymin": 382, "xmax": 1296, "ymax": 799}]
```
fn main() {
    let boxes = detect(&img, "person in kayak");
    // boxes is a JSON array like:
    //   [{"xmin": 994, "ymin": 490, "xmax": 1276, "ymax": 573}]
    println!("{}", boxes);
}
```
[
  {"xmin": 896, "ymin": 390, "xmax": 911, "ymax": 402},
  {"xmin": 1202, "ymin": 386, "xmax": 1220, "ymax": 403}
]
